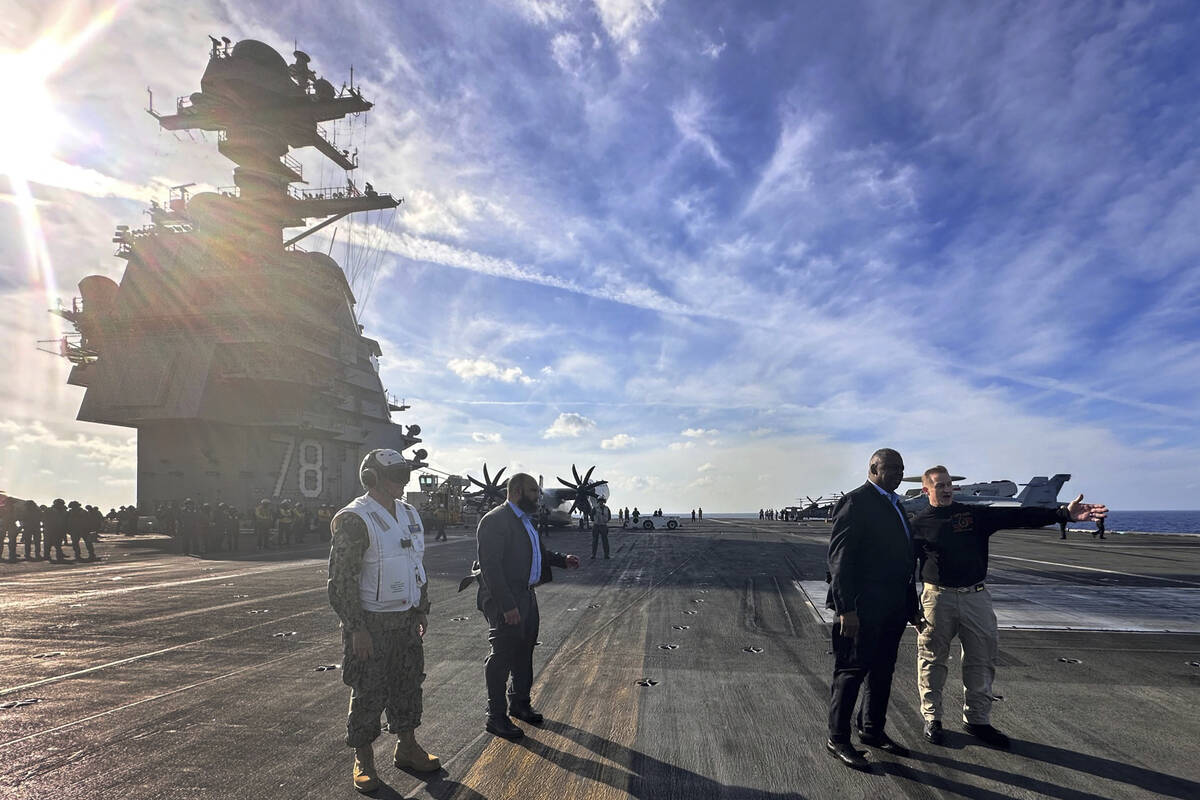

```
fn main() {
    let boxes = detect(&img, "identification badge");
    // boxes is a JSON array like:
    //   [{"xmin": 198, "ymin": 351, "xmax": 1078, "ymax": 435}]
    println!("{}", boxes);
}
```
[{"xmin": 409, "ymin": 524, "xmax": 421, "ymax": 534}]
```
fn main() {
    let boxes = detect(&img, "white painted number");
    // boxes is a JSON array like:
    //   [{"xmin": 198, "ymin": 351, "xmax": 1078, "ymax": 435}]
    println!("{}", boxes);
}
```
[
  {"xmin": 298, "ymin": 439, "xmax": 323, "ymax": 498},
  {"xmin": 270, "ymin": 435, "xmax": 295, "ymax": 498}
]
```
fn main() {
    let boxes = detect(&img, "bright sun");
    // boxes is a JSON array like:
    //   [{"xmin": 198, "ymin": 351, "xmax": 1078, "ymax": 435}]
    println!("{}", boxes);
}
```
[
  {"xmin": 0, "ymin": 48, "xmax": 64, "ymax": 177},
  {"xmin": 0, "ymin": 5, "xmax": 120, "ymax": 178}
]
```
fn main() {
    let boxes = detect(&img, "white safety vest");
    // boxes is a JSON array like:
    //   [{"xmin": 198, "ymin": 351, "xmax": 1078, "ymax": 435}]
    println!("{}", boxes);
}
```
[{"xmin": 341, "ymin": 494, "xmax": 427, "ymax": 613}]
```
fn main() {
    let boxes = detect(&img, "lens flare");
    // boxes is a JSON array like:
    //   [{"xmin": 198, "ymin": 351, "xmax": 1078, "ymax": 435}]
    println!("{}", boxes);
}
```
[{"xmin": 0, "ymin": 3, "xmax": 122, "ymax": 335}]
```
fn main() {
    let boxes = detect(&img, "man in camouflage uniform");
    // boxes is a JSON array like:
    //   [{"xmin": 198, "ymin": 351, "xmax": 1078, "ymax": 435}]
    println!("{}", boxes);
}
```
[{"xmin": 328, "ymin": 449, "xmax": 440, "ymax": 792}]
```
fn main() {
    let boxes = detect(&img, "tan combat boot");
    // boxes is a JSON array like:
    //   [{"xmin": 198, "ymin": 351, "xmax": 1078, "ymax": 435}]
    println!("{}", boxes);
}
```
[
  {"xmin": 393, "ymin": 729, "xmax": 441, "ymax": 772},
  {"xmin": 352, "ymin": 745, "xmax": 380, "ymax": 792}
]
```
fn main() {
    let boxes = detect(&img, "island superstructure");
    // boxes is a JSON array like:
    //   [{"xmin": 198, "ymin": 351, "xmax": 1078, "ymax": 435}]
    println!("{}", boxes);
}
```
[{"xmin": 52, "ymin": 38, "xmax": 421, "ymax": 512}]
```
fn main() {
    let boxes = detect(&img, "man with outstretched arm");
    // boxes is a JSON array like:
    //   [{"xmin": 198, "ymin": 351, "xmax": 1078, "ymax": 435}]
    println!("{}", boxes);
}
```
[
  {"xmin": 911, "ymin": 465, "xmax": 1108, "ymax": 748},
  {"xmin": 328, "ymin": 449, "xmax": 440, "ymax": 793},
  {"xmin": 825, "ymin": 448, "xmax": 925, "ymax": 770},
  {"xmin": 476, "ymin": 472, "xmax": 580, "ymax": 739}
]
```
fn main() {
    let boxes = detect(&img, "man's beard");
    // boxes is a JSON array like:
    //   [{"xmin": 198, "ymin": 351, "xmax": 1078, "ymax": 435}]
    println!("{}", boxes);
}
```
[{"xmin": 517, "ymin": 496, "xmax": 539, "ymax": 514}]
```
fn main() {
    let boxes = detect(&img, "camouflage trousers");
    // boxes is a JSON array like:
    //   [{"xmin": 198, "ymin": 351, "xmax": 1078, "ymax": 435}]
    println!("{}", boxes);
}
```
[{"xmin": 342, "ymin": 609, "xmax": 425, "ymax": 747}]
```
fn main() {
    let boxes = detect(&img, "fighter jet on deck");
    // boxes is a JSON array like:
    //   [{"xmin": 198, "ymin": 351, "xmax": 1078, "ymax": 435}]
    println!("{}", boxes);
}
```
[{"xmin": 900, "ymin": 474, "xmax": 1072, "ymax": 513}]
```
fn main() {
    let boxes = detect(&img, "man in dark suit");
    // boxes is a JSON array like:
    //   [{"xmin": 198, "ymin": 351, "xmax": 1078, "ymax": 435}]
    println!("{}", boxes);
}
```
[
  {"xmin": 477, "ymin": 472, "xmax": 580, "ymax": 739},
  {"xmin": 825, "ymin": 448, "xmax": 924, "ymax": 769}
]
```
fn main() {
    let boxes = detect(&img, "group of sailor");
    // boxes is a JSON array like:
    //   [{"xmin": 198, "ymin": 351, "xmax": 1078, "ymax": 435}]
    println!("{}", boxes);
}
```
[
  {"xmin": 157, "ymin": 497, "xmax": 338, "ymax": 555},
  {"xmin": 0, "ymin": 497, "xmax": 107, "ymax": 562}
]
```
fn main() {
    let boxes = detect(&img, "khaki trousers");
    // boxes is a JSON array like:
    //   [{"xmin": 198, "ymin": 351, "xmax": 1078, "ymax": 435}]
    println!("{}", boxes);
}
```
[{"xmin": 917, "ymin": 584, "xmax": 998, "ymax": 724}]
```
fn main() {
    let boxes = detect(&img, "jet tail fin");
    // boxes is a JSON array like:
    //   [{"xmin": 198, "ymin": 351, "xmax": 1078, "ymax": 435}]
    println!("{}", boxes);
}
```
[{"xmin": 1014, "ymin": 474, "xmax": 1071, "ymax": 507}]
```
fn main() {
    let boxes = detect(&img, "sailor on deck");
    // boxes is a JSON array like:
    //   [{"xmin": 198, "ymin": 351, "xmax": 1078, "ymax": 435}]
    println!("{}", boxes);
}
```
[
  {"xmin": 910, "ymin": 465, "xmax": 1108, "ymax": 748},
  {"xmin": 328, "ymin": 449, "xmax": 440, "ymax": 792}
]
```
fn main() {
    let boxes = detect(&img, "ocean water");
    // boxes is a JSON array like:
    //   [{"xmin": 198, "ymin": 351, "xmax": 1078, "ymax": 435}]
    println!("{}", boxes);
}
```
[
  {"xmin": 700, "ymin": 510, "xmax": 1200, "ymax": 535},
  {"xmin": 1099, "ymin": 510, "xmax": 1200, "ymax": 535}
]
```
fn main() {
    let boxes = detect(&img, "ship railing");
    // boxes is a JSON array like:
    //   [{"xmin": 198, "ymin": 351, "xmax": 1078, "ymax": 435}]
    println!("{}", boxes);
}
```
[
  {"xmin": 281, "ymin": 152, "xmax": 303, "ymax": 180},
  {"xmin": 288, "ymin": 184, "xmax": 363, "ymax": 201},
  {"xmin": 113, "ymin": 222, "xmax": 191, "ymax": 254},
  {"xmin": 60, "ymin": 333, "xmax": 98, "ymax": 365},
  {"xmin": 315, "ymin": 123, "xmax": 358, "ymax": 168}
]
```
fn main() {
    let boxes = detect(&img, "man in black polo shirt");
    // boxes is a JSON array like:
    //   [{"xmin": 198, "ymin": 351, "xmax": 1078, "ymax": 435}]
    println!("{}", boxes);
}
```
[{"xmin": 910, "ymin": 465, "xmax": 1107, "ymax": 748}]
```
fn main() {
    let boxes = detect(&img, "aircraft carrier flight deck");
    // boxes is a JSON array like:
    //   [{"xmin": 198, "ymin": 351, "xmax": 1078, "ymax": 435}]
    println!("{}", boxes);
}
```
[{"xmin": 2, "ymin": 519, "xmax": 1198, "ymax": 800}]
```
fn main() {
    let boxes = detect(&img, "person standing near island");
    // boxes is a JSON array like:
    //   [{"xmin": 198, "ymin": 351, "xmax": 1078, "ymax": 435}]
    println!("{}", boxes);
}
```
[
  {"xmin": 911, "ymin": 465, "xmax": 1108, "ymax": 748},
  {"xmin": 328, "ymin": 449, "xmax": 440, "ymax": 792}
]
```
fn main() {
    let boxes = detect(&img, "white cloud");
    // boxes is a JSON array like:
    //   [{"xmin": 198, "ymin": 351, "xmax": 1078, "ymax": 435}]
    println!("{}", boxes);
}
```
[
  {"xmin": 471, "ymin": 432, "xmax": 502, "ymax": 443},
  {"xmin": 744, "ymin": 113, "xmax": 822, "ymax": 214},
  {"xmin": 697, "ymin": 462, "xmax": 716, "ymax": 473},
  {"xmin": 543, "ymin": 412, "xmax": 597, "ymax": 438},
  {"xmin": 447, "ymin": 357, "xmax": 534, "ymax": 384},
  {"xmin": 668, "ymin": 441, "xmax": 695, "ymax": 451},
  {"xmin": 551, "ymin": 32, "xmax": 584, "ymax": 76},
  {"xmin": 601, "ymin": 433, "xmax": 635, "ymax": 450},
  {"xmin": 670, "ymin": 89, "xmax": 730, "ymax": 171},
  {"xmin": 681, "ymin": 428, "xmax": 718, "ymax": 438},
  {"xmin": 511, "ymin": 0, "xmax": 569, "ymax": 25},
  {"xmin": 701, "ymin": 40, "xmax": 726, "ymax": 60},
  {"xmin": 594, "ymin": 0, "xmax": 665, "ymax": 58},
  {"xmin": 3, "ymin": 420, "xmax": 136, "ymax": 472}
]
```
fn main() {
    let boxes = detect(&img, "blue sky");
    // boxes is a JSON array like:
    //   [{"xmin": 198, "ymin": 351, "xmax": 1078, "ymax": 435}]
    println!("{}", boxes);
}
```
[{"xmin": 1, "ymin": 0, "xmax": 1198, "ymax": 511}]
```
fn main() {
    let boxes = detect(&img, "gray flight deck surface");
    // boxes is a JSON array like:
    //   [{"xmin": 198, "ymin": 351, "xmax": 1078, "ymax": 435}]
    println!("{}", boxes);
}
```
[{"xmin": 1, "ymin": 520, "xmax": 1198, "ymax": 799}]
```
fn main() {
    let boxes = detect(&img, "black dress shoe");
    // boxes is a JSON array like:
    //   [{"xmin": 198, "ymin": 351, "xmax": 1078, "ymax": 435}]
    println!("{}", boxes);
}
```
[
  {"xmin": 509, "ymin": 705, "xmax": 544, "ymax": 725},
  {"xmin": 964, "ymin": 723, "xmax": 1011, "ymax": 749},
  {"xmin": 859, "ymin": 731, "xmax": 910, "ymax": 757},
  {"xmin": 485, "ymin": 715, "xmax": 525, "ymax": 740},
  {"xmin": 923, "ymin": 720, "xmax": 944, "ymax": 745},
  {"xmin": 825, "ymin": 740, "xmax": 869, "ymax": 770}
]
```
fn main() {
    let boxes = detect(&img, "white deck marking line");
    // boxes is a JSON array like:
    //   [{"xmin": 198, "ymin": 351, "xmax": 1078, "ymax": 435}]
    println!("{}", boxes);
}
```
[
  {"xmin": 101, "ymin": 585, "xmax": 327, "ymax": 632},
  {"xmin": 0, "ymin": 606, "xmax": 324, "ymax": 697},
  {"xmin": 0, "ymin": 559, "xmax": 328, "ymax": 611},
  {"xmin": 0, "ymin": 649, "xmax": 313, "ymax": 749},
  {"xmin": 0, "ymin": 538, "xmax": 462, "ymax": 612},
  {"xmin": 989, "ymin": 554, "xmax": 1200, "ymax": 587},
  {"xmin": 792, "ymin": 580, "xmax": 828, "ymax": 624},
  {"xmin": 772, "ymin": 577, "xmax": 798, "ymax": 637}
]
